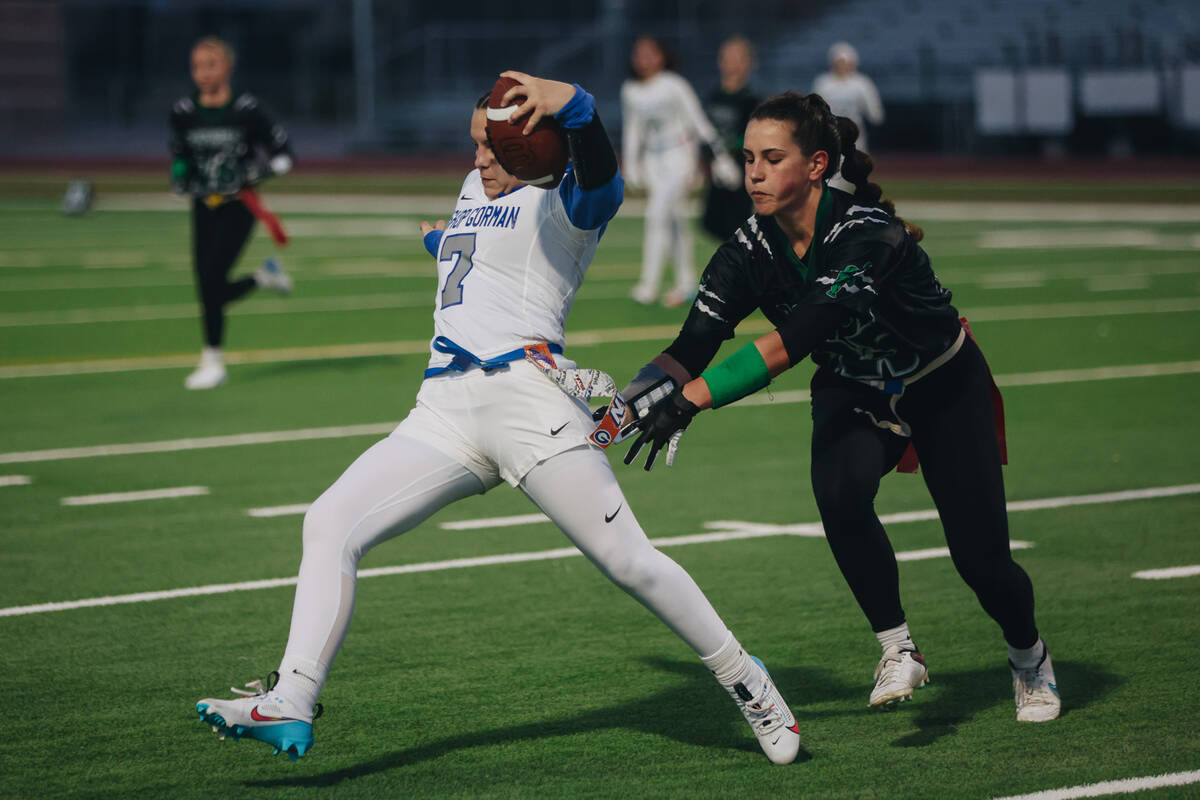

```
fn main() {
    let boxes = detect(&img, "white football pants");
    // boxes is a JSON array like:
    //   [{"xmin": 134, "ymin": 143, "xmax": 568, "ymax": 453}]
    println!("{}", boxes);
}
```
[
  {"xmin": 633, "ymin": 145, "xmax": 698, "ymax": 299},
  {"xmin": 277, "ymin": 435, "xmax": 731, "ymax": 700}
]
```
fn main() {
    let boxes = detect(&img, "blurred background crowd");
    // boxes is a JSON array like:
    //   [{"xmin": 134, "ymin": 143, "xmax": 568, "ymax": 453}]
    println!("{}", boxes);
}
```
[{"xmin": 2, "ymin": 0, "xmax": 1198, "ymax": 161}]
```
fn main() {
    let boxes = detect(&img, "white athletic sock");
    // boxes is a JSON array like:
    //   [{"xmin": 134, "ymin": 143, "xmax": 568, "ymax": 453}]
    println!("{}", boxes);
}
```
[
  {"xmin": 1008, "ymin": 637, "xmax": 1045, "ymax": 669},
  {"xmin": 700, "ymin": 632, "xmax": 764, "ymax": 695},
  {"xmin": 274, "ymin": 656, "xmax": 324, "ymax": 711},
  {"xmin": 200, "ymin": 346, "xmax": 223, "ymax": 365},
  {"xmin": 876, "ymin": 622, "xmax": 916, "ymax": 652}
]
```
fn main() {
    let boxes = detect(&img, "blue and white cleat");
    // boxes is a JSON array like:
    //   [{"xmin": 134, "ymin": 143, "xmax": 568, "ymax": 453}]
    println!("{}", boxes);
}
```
[
  {"xmin": 254, "ymin": 257, "xmax": 293, "ymax": 295},
  {"xmin": 869, "ymin": 645, "xmax": 929, "ymax": 709},
  {"xmin": 1012, "ymin": 645, "xmax": 1060, "ymax": 722},
  {"xmin": 727, "ymin": 656, "xmax": 802, "ymax": 765},
  {"xmin": 195, "ymin": 671, "xmax": 321, "ymax": 761}
]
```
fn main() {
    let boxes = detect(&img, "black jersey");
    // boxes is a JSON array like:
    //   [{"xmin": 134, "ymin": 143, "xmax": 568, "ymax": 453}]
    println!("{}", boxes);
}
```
[
  {"xmin": 704, "ymin": 86, "xmax": 759, "ymax": 158},
  {"xmin": 168, "ymin": 91, "xmax": 291, "ymax": 197},
  {"xmin": 665, "ymin": 187, "xmax": 962, "ymax": 383}
]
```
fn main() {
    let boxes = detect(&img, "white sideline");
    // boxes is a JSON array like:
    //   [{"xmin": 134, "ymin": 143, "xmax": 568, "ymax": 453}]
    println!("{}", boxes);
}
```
[
  {"xmin": 991, "ymin": 769, "xmax": 1200, "ymax": 800},
  {"xmin": 4, "ymin": 360, "xmax": 1200, "ymax": 467},
  {"xmin": 4, "ymin": 296, "xmax": 1200, "ymax": 379},
  {"xmin": 1132, "ymin": 565, "xmax": 1200, "ymax": 580},
  {"xmin": 2, "ymin": 483, "xmax": 1196, "ymax": 619},
  {"xmin": 60, "ymin": 486, "xmax": 209, "ymax": 506},
  {"xmin": 0, "ymin": 474, "xmax": 31, "ymax": 487}
]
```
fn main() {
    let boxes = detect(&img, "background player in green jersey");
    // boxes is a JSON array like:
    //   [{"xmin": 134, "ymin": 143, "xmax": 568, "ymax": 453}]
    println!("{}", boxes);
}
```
[
  {"xmin": 620, "ymin": 91, "xmax": 1061, "ymax": 724},
  {"xmin": 701, "ymin": 36, "xmax": 760, "ymax": 240},
  {"xmin": 169, "ymin": 36, "xmax": 295, "ymax": 389}
]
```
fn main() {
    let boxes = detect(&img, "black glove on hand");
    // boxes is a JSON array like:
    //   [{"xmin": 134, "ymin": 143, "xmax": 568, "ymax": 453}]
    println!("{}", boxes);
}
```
[{"xmin": 623, "ymin": 389, "xmax": 700, "ymax": 471}]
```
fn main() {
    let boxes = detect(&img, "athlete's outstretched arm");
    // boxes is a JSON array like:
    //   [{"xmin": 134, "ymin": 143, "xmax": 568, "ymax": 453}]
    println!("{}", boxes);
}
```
[{"xmin": 624, "ymin": 303, "xmax": 848, "ymax": 471}]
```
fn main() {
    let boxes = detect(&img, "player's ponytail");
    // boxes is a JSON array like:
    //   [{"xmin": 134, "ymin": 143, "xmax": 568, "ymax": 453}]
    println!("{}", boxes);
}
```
[{"xmin": 835, "ymin": 114, "xmax": 924, "ymax": 241}]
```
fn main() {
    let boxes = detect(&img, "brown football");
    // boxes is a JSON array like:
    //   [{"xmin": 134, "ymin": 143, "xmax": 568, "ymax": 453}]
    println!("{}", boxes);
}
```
[{"xmin": 485, "ymin": 76, "xmax": 569, "ymax": 189}]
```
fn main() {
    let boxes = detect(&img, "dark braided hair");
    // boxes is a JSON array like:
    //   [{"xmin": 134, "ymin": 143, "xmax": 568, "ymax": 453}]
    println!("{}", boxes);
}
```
[{"xmin": 749, "ymin": 91, "xmax": 923, "ymax": 241}]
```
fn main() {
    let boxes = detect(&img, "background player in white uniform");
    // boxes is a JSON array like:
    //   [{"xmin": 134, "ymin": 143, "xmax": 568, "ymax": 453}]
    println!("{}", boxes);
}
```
[
  {"xmin": 194, "ymin": 71, "xmax": 800, "ymax": 766},
  {"xmin": 622, "ymin": 37, "xmax": 742, "ymax": 307},
  {"xmin": 812, "ymin": 42, "xmax": 884, "ymax": 152}
]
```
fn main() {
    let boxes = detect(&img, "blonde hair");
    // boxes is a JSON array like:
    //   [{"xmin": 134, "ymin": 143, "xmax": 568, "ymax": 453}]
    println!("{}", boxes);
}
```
[{"xmin": 192, "ymin": 36, "xmax": 236, "ymax": 70}]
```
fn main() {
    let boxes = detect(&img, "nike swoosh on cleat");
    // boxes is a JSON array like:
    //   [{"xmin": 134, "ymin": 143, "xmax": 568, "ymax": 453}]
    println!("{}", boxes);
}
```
[
  {"xmin": 550, "ymin": 422, "xmax": 569, "ymax": 436},
  {"xmin": 604, "ymin": 503, "xmax": 622, "ymax": 523},
  {"xmin": 250, "ymin": 706, "xmax": 299, "ymax": 723}
]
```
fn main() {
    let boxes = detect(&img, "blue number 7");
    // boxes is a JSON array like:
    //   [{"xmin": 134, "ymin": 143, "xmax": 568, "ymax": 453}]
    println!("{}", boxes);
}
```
[{"xmin": 438, "ymin": 232, "xmax": 477, "ymax": 309}]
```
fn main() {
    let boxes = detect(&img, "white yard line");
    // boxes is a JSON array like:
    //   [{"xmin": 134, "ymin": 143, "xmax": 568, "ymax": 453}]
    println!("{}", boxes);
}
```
[
  {"xmin": 0, "ymin": 475, "xmax": 31, "ymax": 487},
  {"xmin": 59, "ymin": 485, "xmax": 209, "ymax": 507},
  {"xmin": 991, "ymin": 769, "xmax": 1200, "ymax": 800},
  {"xmin": 440, "ymin": 513, "xmax": 551, "ymax": 530},
  {"xmin": 0, "ymin": 283, "xmax": 634, "ymax": 329},
  {"xmin": 0, "ymin": 422, "xmax": 395, "ymax": 465},
  {"xmin": 1132, "ymin": 565, "xmax": 1200, "ymax": 580},
  {"xmin": 5, "ymin": 292, "xmax": 1200, "ymax": 379},
  {"xmin": 5, "ymin": 361, "xmax": 1200, "ymax": 466},
  {"xmin": 246, "ymin": 503, "xmax": 314, "ymax": 519},
  {"xmin": 2, "ymin": 483, "xmax": 1195, "ymax": 618}
]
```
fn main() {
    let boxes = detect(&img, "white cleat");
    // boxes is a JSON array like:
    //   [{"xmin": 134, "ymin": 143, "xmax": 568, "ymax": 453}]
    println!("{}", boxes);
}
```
[
  {"xmin": 1012, "ymin": 646, "xmax": 1061, "ymax": 722},
  {"xmin": 255, "ymin": 257, "xmax": 293, "ymax": 295},
  {"xmin": 726, "ymin": 656, "xmax": 801, "ymax": 765},
  {"xmin": 630, "ymin": 284, "xmax": 657, "ymax": 305},
  {"xmin": 184, "ymin": 349, "xmax": 227, "ymax": 390},
  {"xmin": 195, "ymin": 672, "xmax": 320, "ymax": 761},
  {"xmin": 869, "ymin": 645, "xmax": 929, "ymax": 709}
]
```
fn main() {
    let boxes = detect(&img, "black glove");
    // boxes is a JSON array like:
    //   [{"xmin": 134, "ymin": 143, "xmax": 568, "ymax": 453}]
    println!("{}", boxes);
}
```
[{"xmin": 623, "ymin": 389, "xmax": 700, "ymax": 471}]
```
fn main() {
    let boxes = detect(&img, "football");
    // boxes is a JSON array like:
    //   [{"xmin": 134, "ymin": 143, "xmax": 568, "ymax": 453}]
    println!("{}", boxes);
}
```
[{"xmin": 485, "ymin": 76, "xmax": 569, "ymax": 189}]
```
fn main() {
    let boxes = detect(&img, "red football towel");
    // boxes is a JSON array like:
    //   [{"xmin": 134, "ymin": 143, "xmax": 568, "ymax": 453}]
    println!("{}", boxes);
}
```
[{"xmin": 237, "ymin": 187, "xmax": 289, "ymax": 247}]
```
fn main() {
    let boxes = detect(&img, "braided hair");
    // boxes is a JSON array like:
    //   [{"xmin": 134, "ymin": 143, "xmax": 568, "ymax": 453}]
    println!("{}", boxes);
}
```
[{"xmin": 749, "ymin": 91, "xmax": 923, "ymax": 241}]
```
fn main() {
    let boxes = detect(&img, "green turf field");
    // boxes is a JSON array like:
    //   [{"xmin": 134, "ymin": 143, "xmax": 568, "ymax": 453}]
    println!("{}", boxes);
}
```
[{"xmin": 1, "ymin": 175, "xmax": 1198, "ymax": 799}]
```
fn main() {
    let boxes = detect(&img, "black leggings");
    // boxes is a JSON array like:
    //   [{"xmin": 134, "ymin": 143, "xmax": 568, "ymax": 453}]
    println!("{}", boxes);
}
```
[
  {"xmin": 809, "ymin": 335, "xmax": 1039, "ymax": 648},
  {"xmin": 191, "ymin": 198, "xmax": 258, "ymax": 347}
]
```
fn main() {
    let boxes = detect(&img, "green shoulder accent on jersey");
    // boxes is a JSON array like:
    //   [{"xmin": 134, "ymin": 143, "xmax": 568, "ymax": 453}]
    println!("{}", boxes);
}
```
[{"xmin": 769, "ymin": 185, "xmax": 832, "ymax": 283}]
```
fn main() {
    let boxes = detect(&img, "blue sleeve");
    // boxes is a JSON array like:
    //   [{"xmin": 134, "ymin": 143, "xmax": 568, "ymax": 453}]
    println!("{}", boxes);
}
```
[
  {"xmin": 424, "ymin": 229, "xmax": 444, "ymax": 257},
  {"xmin": 554, "ymin": 85, "xmax": 623, "ymax": 230},
  {"xmin": 558, "ymin": 167, "xmax": 624, "ymax": 230},
  {"xmin": 555, "ymin": 84, "xmax": 595, "ymax": 130}
]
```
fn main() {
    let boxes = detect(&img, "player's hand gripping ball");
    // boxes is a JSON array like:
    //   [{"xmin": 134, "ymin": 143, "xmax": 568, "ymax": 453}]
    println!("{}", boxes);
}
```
[{"xmin": 486, "ymin": 76, "xmax": 569, "ymax": 189}]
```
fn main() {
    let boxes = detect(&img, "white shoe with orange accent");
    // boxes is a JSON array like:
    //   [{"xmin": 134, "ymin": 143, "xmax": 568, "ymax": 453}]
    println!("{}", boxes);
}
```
[{"xmin": 727, "ymin": 656, "xmax": 801, "ymax": 765}]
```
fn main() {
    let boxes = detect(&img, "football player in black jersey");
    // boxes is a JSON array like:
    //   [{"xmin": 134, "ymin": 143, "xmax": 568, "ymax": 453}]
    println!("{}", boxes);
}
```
[
  {"xmin": 618, "ymin": 91, "xmax": 1061, "ymax": 723},
  {"xmin": 169, "ymin": 36, "xmax": 294, "ymax": 389},
  {"xmin": 701, "ymin": 36, "xmax": 760, "ymax": 240}
]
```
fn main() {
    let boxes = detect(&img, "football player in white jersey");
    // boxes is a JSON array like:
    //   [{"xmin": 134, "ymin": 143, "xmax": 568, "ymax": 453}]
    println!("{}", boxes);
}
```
[
  {"xmin": 622, "ymin": 37, "xmax": 743, "ymax": 307},
  {"xmin": 194, "ymin": 71, "xmax": 801, "ymax": 766}
]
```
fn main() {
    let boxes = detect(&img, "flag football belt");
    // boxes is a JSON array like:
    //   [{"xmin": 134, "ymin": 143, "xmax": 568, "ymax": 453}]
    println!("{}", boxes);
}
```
[
  {"xmin": 423, "ymin": 337, "xmax": 564, "ymax": 378},
  {"xmin": 850, "ymin": 322, "xmax": 1005, "ymax": 474},
  {"xmin": 857, "ymin": 326, "xmax": 965, "ymax": 396}
]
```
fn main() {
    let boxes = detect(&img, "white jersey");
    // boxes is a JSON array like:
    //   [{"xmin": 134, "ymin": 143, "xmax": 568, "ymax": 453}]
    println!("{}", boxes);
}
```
[
  {"xmin": 813, "ymin": 72, "xmax": 885, "ymax": 151},
  {"xmin": 426, "ymin": 169, "xmax": 601, "ymax": 372},
  {"xmin": 621, "ymin": 71, "xmax": 722, "ymax": 161}
]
